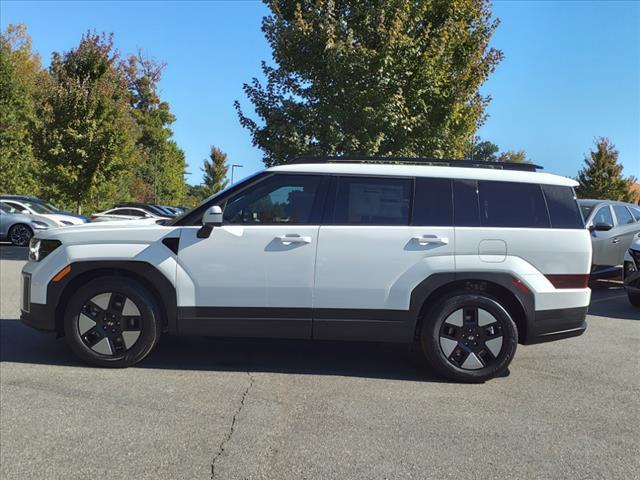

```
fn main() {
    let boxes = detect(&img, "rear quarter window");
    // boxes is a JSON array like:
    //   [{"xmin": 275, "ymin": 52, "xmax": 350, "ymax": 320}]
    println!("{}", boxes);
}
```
[
  {"xmin": 542, "ymin": 185, "xmax": 584, "ymax": 229},
  {"xmin": 477, "ymin": 181, "xmax": 550, "ymax": 228}
]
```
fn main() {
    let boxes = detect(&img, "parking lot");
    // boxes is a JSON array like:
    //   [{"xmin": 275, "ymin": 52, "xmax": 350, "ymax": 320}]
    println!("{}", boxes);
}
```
[{"xmin": 0, "ymin": 245, "xmax": 638, "ymax": 480}]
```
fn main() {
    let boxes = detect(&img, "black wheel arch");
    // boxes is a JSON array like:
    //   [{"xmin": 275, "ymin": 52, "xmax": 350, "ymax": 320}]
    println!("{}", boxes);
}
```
[
  {"xmin": 409, "ymin": 272, "xmax": 534, "ymax": 345},
  {"xmin": 49, "ymin": 261, "xmax": 177, "ymax": 337}
]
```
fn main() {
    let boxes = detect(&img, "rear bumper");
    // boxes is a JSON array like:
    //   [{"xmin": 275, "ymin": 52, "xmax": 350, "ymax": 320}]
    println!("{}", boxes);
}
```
[{"xmin": 524, "ymin": 306, "xmax": 588, "ymax": 345}]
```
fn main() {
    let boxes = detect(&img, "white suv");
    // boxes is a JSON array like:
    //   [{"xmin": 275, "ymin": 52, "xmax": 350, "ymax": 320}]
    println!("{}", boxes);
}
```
[{"xmin": 20, "ymin": 158, "xmax": 592, "ymax": 382}]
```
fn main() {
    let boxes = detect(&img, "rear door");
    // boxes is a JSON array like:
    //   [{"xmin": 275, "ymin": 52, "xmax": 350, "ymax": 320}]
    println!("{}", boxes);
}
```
[{"xmin": 313, "ymin": 175, "xmax": 455, "ymax": 341}]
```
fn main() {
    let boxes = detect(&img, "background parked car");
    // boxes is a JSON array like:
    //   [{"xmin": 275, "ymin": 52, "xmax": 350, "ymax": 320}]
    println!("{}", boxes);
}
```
[
  {"xmin": 623, "ymin": 236, "xmax": 640, "ymax": 306},
  {"xmin": 578, "ymin": 199, "xmax": 640, "ymax": 276},
  {"xmin": 114, "ymin": 202, "xmax": 176, "ymax": 217},
  {"xmin": 90, "ymin": 207, "xmax": 171, "ymax": 222},
  {"xmin": 0, "ymin": 203, "xmax": 49, "ymax": 246},
  {"xmin": 0, "ymin": 195, "xmax": 88, "ymax": 223},
  {"xmin": 0, "ymin": 199, "xmax": 85, "ymax": 227}
]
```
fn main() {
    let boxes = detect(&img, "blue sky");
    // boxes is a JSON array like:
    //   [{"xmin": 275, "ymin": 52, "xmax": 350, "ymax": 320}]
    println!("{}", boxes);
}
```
[{"xmin": 1, "ymin": 0, "xmax": 638, "ymax": 184}]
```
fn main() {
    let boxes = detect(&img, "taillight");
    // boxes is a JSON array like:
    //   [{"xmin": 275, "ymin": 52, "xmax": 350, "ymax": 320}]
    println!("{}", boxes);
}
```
[{"xmin": 545, "ymin": 274, "xmax": 590, "ymax": 289}]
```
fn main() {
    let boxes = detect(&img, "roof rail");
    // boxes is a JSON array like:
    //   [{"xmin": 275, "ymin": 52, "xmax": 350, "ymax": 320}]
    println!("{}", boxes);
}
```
[{"xmin": 287, "ymin": 156, "xmax": 543, "ymax": 172}]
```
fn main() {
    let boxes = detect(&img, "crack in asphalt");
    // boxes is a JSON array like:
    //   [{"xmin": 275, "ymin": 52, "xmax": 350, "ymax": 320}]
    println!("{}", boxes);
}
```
[{"xmin": 211, "ymin": 371, "xmax": 254, "ymax": 479}]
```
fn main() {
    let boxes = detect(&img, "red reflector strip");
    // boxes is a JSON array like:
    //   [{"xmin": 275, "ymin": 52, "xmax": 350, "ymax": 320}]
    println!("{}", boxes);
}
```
[
  {"xmin": 545, "ymin": 274, "xmax": 590, "ymax": 289},
  {"xmin": 511, "ymin": 276, "xmax": 530, "ymax": 293}
]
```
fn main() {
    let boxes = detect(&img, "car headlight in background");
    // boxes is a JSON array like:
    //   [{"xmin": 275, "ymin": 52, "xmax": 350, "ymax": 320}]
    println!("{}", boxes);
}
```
[
  {"xmin": 28, "ymin": 238, "xmax": 61, "ymax": 262},
  {"xmin": 31, "ymin": 221, "xmax": 49, "ymax": 230}
]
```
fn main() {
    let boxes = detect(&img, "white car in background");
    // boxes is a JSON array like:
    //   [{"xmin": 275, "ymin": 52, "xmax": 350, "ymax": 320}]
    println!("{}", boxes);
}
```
[
  {"xmin": 0, "ymin": 199, "xmax": 84, "ymax": 227},
  {"xmin": 90, "ymin": 207, "xmax": 171, "ymax": 223}
]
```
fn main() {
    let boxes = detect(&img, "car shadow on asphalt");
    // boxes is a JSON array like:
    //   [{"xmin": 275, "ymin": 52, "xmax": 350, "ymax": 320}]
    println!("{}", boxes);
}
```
[
  {"xmin": 588, "ymin": 280, "xmax": 639, "ymax": 321},
  {"xmin": 0, "ymin": 318, "xmax": 460, "ymax": 382},
  {"xmin": 0, "ymin": 245, "xmax": 28, "ymax": 261}
]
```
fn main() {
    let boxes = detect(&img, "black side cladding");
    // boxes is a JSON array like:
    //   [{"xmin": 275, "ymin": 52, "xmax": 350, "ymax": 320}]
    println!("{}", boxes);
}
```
[{"xmin": 162, "ymin": 237, "xmax": 180, "ymax": 255}]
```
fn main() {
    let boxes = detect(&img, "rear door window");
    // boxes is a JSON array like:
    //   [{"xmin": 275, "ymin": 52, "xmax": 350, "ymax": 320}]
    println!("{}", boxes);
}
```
[
  {"xmin": 333, "ymin": 176, "xmax": 411, "ymax": 225},
  {"xmin": 629, "ymin": 206, "xmax": 640, "ymax": 222},
  {"xmin": 412, "ymin": 178, "xmax": 453, "ymax": 226},
  {"xmin": 613, "ymin": 205, "xmax": 635, "ymax": 225},
  {"xmin": 477, "ymin": 181, "xmax": 550, "ymax": 228},
  {"xmin": 541, "ymin": 185, "xmax": 584, "ymax": 229}
]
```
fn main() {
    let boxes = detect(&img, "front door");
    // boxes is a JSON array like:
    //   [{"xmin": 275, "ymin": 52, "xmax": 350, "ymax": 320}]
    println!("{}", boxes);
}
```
[{"xmin": 176, "ymin": 174, "xmax": 327, "ymax": 338}]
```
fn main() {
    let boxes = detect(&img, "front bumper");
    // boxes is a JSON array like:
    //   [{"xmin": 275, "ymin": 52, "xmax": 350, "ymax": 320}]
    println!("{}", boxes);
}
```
[
  {"xmin": 21, "ymin": 302, "xmax": 56, "ymax": 332},
  {"xmin": 524, "ymin": 306, "xmax": 588, "ymax": 344}
]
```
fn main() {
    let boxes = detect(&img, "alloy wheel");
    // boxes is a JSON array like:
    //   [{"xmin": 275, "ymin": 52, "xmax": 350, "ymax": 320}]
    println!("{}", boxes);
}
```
[
  {"xmin": 9, "ymin": 224, "xmax": 31, "ymax": 247},
  {"xmin": 439, "ymin": 307, "xmax": 504, "ymax": 370},
  {"xmin": 77, "ymin": 292, "xmax": 143, "ymax": 356}
]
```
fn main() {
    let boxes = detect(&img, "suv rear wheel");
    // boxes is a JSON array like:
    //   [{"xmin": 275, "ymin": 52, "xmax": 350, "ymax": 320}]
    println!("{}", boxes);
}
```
[
  {"xmin": 420, "ymin": 293, "xmax": 518, "ymax": 383},
  {"xmin": 63, "ymin": 276, "xmax": 162, "ymax": 367}
]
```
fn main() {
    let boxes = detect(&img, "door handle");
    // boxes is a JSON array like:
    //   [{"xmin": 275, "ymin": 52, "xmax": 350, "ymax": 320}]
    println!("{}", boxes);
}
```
[
  {"xmin": 612, "ymin": 238, "xmax": 620, "ymax": 244},
  {"xmin": 412, "ymin": 235, "xmax": 449, "ymax": 245},
  {"xmin": 276, "ymin": 234, "xmax": 311, "ymax": 244}
]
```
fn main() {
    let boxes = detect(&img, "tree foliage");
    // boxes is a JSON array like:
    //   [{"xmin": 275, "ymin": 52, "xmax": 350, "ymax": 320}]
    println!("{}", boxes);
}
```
[
  {"xmin": 576, "ymin": 137, "xmax": 635, "ymax": 202},
  {"xmin": 34, "ymin": 32, "xmax": 136, "ymax": 213},
  {"xmin": 124, "ymin": 52, "xmax": 187, "ymax": 205},
  {"xmin": 0, "ymin": 24, "xmax": 42, "ymax": 194},
  {"xmin": 202, "ymin": 146, "xmax": 229, "ymax": 195},
  {"xmin": 236, "ymin": 0, "xmax": 503, "ymax": 166}
]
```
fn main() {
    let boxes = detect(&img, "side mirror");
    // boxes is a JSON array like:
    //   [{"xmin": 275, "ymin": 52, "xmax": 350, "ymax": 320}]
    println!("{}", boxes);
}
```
[
  {"xmin": 198, "ymin": 205, "xmax": 223, "ymax": 238},
  {"xmin": 590, "ymin": 222, "xmax": 613, "ymax": 232}
]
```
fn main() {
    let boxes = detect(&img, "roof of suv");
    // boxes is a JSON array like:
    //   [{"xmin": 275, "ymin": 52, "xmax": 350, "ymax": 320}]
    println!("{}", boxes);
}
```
[{"xmin": 269, "ymin": 163, "xmax": 578, "ymax": 187}]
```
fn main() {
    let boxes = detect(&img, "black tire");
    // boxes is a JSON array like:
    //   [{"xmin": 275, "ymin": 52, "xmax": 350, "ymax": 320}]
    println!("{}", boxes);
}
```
[
  {"xmin": 419, "ymin": 293, "xmax": 518, "ymax": 383},
  {"xmin": 64, "ymin": 276, "xmax": 162, "ymax": 367},
  {"xmin": 628, "ymin": 292, "xmax": 640, "ymax": 307},
  {"xmin": 8, "ymin": 223, "xmax": 33, "ymax": 247}
]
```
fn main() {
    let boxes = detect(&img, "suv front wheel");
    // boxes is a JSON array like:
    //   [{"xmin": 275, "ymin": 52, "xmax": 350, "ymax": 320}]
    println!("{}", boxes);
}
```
[
  {"xmin": 420, "ymin": 293, "xmax": 518, "ymax": 383},
  {"xmin": 64, "ymin": 276, "xmax": 162, "ymax": 367}
]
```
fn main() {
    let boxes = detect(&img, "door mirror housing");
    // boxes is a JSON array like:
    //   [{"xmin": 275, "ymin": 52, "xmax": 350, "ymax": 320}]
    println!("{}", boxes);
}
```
[
  {"xmin": 198, "ymin": 205, "xmax": 223, "ymax": 238},
  {"xmin": 590, "ymin": 222, "xmax": 613, "ymax": 232}
]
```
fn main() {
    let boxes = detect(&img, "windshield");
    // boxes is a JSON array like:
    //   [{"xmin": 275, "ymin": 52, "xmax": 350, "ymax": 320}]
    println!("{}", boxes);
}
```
[{"xmin": 23, "ymin": 201, "xmax": 55, "ymax": 214}]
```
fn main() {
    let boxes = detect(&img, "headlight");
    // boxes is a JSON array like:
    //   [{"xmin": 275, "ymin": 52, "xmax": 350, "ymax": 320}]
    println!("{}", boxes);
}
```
[
  {"xmin": 28, "ymin": 238, "xmax": 61, "ymax": 262},
  {"xmin": 31, "ymin": 221, "xmax": 49, "ymax": 230}
]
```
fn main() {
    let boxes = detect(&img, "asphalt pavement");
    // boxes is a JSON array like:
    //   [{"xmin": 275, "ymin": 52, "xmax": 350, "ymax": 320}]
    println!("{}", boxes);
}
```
[{"xmin": 0, "ymin": 245, "xmax": 638, "ymax": 479}]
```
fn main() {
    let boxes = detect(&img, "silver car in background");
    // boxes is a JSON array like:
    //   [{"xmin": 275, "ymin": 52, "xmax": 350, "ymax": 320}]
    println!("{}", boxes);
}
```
[
  {"xmin": 0, "ymin": 203, "xmax": 49, "ymax": 246},
  {"xmin": 578, "ymin": 199, "xmax": 640, "ymax": 276}
]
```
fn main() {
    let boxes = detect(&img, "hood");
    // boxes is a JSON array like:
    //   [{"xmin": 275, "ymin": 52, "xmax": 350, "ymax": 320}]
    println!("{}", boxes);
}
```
[
  {"xmin": 54, "ymin": 210, "xmax": 88, "ymax": 222},
  {"xmin": 35, "ymin": 218, "xmax": 175, "ymax": 245},
  {"xmin": 46, "ymin": 214, "xmax": 86, "ymax": 225}
]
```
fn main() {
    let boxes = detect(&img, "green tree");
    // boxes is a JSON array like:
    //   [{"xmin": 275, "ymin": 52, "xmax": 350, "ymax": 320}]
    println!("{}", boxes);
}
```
[
  {"xmin": 469, "ymin": 139, "xmax": 499, "ymax": 162},
  {"xmin": 0, "ymin": 24, "xmax": 42, "ymax": 194},
  {"xmin": 497, "ymin": 149, "xmax": 529, "ymax": 163},
  {"xmin": 123, "ymin": 52, "xmax": 187, "ymax": 205},
  {"xmin": 236, "ymin": 0, "xmax": 503, "ymax": 166},
  {"xmin": 202, "ymin": 146, "xmax": 229, "ymax": 195},
  {"xmin": 576, "ymin": 137, "xmax": 635, "ymax": 201},
  {"xmin": 34, "ymin": 32, "xmax": 136, "ymax": 213}
]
